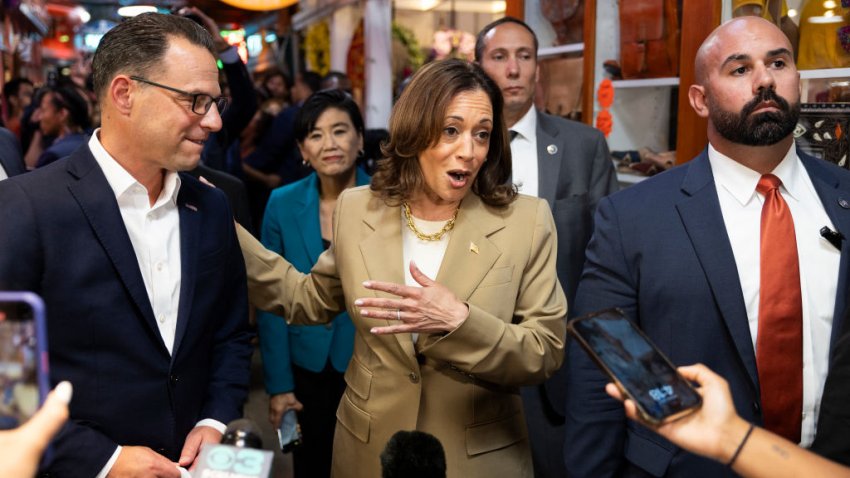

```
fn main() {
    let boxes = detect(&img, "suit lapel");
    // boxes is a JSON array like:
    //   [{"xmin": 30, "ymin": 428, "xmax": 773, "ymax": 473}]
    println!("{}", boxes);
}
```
[
  {"xmin": 435, "ymin": 194, "xmax": 504, "ymax": 301},
  {"xmin": 536, "ymin": 112, "xmax": 563, "ymax": 208},
  {"xmin": 800, "ymin": 152, "xmax": 850, "ymax": 353},
  {"xmin": 65, "ymin": 147, "xmax": 166, "ymax": 354},
  {"xmin": 676, "ymin": 152, "xmax": 759, "ymax": 391},
  {"xmin": 173, "ymin": 179, "xmax": 201, "ymax": 358},
  {"xmin": 358, "ymin": 200, "xmax": 415, "ymax": 363}
]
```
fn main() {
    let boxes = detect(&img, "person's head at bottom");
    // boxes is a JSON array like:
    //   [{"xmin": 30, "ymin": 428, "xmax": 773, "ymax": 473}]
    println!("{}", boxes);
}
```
[{"xmin": 380, "ymin": 430, "xmax": 447, "ymax": 478}]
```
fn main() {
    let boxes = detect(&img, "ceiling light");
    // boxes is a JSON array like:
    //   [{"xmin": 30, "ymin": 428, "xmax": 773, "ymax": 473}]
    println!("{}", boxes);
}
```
[
  {"xmin": 117, "ymin": 5, "xmax": 158, "ymax": 17},
  {"xmin": 787, "ymin": 8, "xmax": 797, "ymax": 18}
]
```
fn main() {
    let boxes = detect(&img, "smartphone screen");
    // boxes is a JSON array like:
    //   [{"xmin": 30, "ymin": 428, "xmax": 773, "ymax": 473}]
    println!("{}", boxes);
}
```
[
  {"xmin": 277, "ymin": 409, "xmax": 301, "ymax": 453},
  {"xmin": 568, "ymin": 308, "xmax": 702, "ymax": 424},
  {"xmin": 0, "ymin": 292, "xmax": 49, "ymax": 430}
]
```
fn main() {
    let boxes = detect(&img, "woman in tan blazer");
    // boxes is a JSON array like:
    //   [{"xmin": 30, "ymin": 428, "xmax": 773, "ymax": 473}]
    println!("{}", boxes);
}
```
[{"xmin": 237, "ymin": 59, "xmax": 567, "ymax": 478}]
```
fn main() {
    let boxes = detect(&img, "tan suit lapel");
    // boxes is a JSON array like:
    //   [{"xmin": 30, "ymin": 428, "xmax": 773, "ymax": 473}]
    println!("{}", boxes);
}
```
[
  {"xmin": 358, "ymin": 201, "xmax": 419, "ymax": 364},
  {"xmin": 436, "ymin": 194, "xmax": 505, "ymax": 301}
]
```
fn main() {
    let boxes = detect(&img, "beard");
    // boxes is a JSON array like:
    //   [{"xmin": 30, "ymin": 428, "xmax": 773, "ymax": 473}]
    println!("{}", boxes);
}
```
[{"xmin": 710, "ymin": 88, "xmax": 800, "ymax": 146}]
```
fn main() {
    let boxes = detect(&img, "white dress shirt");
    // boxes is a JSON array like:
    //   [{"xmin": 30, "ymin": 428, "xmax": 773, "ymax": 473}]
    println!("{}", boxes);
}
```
[
  {"xmin": 708, "ymin": 142, "xmax": 839, "ymax": 446},
  {"xmin": 509, "ymin": 106, "xmax": 539, "ymax": 197},
  {"xmin": 89, "ymin": 131, "xmax": 224, "ymax": 476}
]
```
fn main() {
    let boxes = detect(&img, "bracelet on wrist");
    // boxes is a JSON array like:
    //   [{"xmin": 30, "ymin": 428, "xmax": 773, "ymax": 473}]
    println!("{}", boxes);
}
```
[{"xmin": 727, "ymin": 423, "xmax": 755, "ymax": 468}]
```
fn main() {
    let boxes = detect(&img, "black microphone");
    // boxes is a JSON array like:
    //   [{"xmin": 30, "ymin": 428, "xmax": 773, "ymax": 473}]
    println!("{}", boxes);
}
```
[
  {"xmin": 820, "ymin": 226, "xmax": 844, "ymax": 251},
  {"xmin": 220, "ymin": 418, "xmax": 264, "ymax": 449}
]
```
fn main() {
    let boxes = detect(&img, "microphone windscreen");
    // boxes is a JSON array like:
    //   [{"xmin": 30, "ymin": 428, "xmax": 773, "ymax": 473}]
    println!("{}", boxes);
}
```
[{"xmin": 221, "ymin": 418, "xmax": 264, "ymax": 449}]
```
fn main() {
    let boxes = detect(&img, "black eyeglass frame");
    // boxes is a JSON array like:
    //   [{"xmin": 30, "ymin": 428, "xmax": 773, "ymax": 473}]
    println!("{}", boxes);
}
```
[{"xmin": 129, "ymin": 75, "xmax": 228, "ymax": 116}]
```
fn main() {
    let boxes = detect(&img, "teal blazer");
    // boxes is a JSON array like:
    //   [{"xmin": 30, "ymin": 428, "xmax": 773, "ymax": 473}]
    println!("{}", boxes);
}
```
[{"xmin": 257, "ymin": 168, "xmax": 370, "ymax": 394}]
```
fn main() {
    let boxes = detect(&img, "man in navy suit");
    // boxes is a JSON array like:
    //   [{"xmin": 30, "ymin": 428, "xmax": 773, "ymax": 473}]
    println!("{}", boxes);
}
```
[
  {"xmin": 0, "ymin": 13, "xmax": 253, "ymax": 477},
  {"xmin": 566, "ymin": 16, "xmax": 850, "ymax": 477}
]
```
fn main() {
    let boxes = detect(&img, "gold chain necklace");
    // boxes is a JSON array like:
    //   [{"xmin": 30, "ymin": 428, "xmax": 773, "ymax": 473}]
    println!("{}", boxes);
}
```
[{"xmin": 402, "ymin": 202, "xmax": 458, "ymax": 241}]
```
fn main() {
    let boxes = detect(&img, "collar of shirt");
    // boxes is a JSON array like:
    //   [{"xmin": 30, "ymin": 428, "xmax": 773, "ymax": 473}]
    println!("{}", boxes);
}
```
[
  {"xmin": 510, "ymin": 105, "xmax": 537, "ymax": 142},
  {"xmin": 708, "ymin": 140, "xmax": 800, "ymax": 207},
  {"xmin": 88, "ymin": 129, "xmax": 182, "ymax": 209}
]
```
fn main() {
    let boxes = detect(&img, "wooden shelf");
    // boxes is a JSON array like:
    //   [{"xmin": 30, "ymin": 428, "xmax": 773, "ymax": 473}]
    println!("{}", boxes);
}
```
[
  {"xmin": 799, "ymin": 68, "xmax": 850, "ymax": 80},
  {"xmin": 617, "ymin": 171, "xmax": 648, "ymax": 185},
  {"xmin": 612, "ymin": 77, "xmax": 680, "ymax": 88},
  {"xmin": 538, "ymin": 43, "xmax": 584, "ymax": 59}
]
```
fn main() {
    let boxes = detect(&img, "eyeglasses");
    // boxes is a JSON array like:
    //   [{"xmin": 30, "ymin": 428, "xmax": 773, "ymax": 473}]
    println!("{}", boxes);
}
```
[{"xmin": 130, "ymin": 76, "xmax": 228, "ymax": 116}]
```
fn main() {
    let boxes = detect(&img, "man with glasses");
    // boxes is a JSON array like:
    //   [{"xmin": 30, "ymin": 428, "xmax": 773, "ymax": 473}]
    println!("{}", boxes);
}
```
[{"xmin": 0, "ymin": 13, "xmax": 253, "ymax": 477}]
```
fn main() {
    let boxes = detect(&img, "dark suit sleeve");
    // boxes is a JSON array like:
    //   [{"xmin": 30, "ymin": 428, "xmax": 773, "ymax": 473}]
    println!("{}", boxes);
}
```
[
  {"xmin": 0, "ymin": 180, "xmax": 121, "ymax": 476},
  {"xmin": 811, "ymin": 323, "xmax": 850, "ymax": 466},
  {"xmin": 564, "ymin": 196, "xmax": 637, "ymax": 478},
  {"xmin": 220, "ymin": 54, "xmax": 258, "ymax": 144},
  {"xmin": 587, "ymin": 129, "xmax": 619, "ymax": 210},
  {"xmin": 200, "ymin": 196, "xmax": 254, "ymax": 423}
]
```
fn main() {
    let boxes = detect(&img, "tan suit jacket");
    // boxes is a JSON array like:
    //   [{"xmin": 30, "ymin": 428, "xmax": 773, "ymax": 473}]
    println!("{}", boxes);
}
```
[{"xmin": 238, "ymin": 186, "xmax": 567, "ymax": 478}]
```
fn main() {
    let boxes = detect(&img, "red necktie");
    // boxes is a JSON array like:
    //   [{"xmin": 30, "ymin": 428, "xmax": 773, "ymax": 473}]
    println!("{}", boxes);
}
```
[{"xmin": 756, "ymin": 173, "xmax": 803, "ymax": 443}]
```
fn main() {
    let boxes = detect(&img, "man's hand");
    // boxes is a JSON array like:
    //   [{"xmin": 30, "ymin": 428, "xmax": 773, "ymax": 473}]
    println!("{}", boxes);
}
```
[
  {"xmin": 178, "ymin": 426, "xmax": 223, "ymax": 470},
  {"xmin": 107, "ymin": 446, "xmax": 181, "ymax": 478},
  {"xmin": 269, "ymin": 392, "xmax": 303, "ymax": 427}
]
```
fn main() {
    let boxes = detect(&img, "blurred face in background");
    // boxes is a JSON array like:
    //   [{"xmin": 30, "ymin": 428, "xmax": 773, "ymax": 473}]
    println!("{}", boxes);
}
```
[
  {"xmin": 298, "ymin": 107, "xmax": 362, "ymax": 180},
  {"xmin": 264, "ymin": 73, "xmax": 288, "ymax": 100},
  {"xmin": 33, "ymin": 92, "xmax": 65, "ymax": 136}
]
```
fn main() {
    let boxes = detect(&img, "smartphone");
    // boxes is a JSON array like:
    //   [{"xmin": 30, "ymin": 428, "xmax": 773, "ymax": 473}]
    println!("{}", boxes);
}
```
[
  {"xmin": 0, "ymin": 292, "xmax": 50, "ymax": 430},
  {"xmin": 568, "ymin": 308, "xmax": 702, "ymax": 425},
  {"xmin": 277, "ymin": 409, "xmax": 302, "ymax": 453}
]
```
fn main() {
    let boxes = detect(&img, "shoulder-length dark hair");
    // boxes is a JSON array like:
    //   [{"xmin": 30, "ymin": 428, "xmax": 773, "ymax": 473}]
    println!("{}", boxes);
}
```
[{"xmin": 371, "ymin": 58, "xmax": 516, "ymax": 208}]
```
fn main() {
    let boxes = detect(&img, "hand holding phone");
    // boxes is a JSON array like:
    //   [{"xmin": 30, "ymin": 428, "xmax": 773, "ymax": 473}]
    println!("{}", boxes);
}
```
[
  {"xmin": 0, "ymin": 292, "xmax": 49, "ymax": 430},
  {"xmin": 568, "ymin": 308, "xmax": 702, "ymax": 425}
]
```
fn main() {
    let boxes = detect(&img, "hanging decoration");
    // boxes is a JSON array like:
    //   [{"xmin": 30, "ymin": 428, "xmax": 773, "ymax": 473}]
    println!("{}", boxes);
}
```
[
  {"xmin": 392, "ymin": 23, "xmax": 424, "ymax": 70},
  {"xmin": 303, "ymin": 20, "xmax": 330, "ymax": 76},
  {"xmin": 346, "ymin": 20, "xmax": 365, "ymax": 93},
  {"xmin": 595, "ymin": 78, "xmax": 614, "ymax": 137}
]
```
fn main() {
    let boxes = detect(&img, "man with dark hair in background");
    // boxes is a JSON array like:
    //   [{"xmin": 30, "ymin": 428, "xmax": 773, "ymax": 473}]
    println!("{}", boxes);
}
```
[
  {"xmin": 2, "ymin": 78, "xmax": 34, "ymax": 139},
  {"xmin": 243, "ymin": 70, "xmax": 322, "ymax": 230},
  {"xmin": 474, "ymin": 16, "xmax": 618, "ymax": 478},
  {"xmin": 31, "ymin": 86, "xmax": 91, "ymax": 168},
  {"xmin": 0, "ymin": 12, "xmax": 253, "ymax": 477}
]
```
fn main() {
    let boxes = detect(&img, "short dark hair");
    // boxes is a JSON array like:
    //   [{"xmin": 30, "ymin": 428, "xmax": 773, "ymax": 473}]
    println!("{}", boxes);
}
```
[
  {"xmin": 262, "ymin": 68, "xmax": 292, "ymax": 89},
  {"xmin": 92, "ymin": 13, "xmax": 216, "ymax": 100},
  {"xmin": 321, "ymin": 70, "xmax": 352, "ymax": 92},
  {"xmin": 380, "ymin": 430, "xmax": 446, "ymax": 478},
  {"xmin": 3, "ymin": 78, "xmax": 33, "ymax": 100},
  {"xmin": 371, "ymin": 58, "xmax": 516, "ymax": 208},
  {"xmin": 298, "ymin": 71, "xmax": 323, "ymax": 96},
  {"xmin": 293, "ymin": 89, "xmax": 364, "ymax": 144},
  {"xmin": 474, "ymin": 16, "xmax": 539, "ymax": 63},
  {"xmin": 45, "ymin": 86, "xmax": 92, "ymax": 130}
]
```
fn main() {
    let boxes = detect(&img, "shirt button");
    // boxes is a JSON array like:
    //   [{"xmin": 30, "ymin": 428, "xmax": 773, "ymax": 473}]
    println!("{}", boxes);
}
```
[
  {"xmin": 408, "ymin": 372, "xmax": 419, "ymax": 383},
  {"xmin": 802, "ymin": 411, "xmax": 807, "ymax": 419},
  {"xmin": 158, "ymin": 314, "xmax": 166, "ymax": 323},
  {"xmin": 156, "ymin": 262, "xmax": 163, "ymax": 272}
]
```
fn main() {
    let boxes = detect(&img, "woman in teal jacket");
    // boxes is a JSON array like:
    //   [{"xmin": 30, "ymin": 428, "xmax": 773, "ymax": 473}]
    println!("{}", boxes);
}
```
[{"xmin": 256, "ymin": 89, "xmax": 369, "ymax": 477}]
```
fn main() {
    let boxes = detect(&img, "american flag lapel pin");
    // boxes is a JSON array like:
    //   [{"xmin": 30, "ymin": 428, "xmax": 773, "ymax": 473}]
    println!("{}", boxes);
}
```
[{"xmin": 469, "ymin": 242, "xmax": 479, "ymax": 254}]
